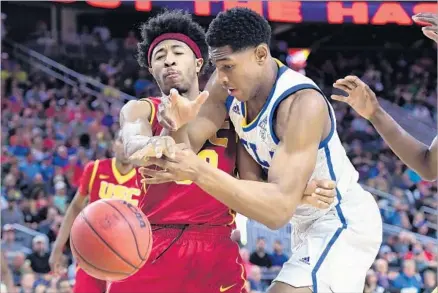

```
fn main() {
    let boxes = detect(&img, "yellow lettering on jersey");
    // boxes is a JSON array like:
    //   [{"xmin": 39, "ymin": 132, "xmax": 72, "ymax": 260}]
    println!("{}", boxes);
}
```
[
  {"xmin": 98, "ymin": 181, "xmax": 141, "ymax": 206},
  {"xmin": 176, "ymin": 149, "xmax": 219, "ymax": 185},
  {"xmin": 208, "ymin": 120, "xmax": 230, "ymax": 148}
]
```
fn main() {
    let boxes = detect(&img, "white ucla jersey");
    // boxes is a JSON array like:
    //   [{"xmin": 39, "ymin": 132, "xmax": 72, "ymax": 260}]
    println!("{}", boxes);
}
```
[{"xmin": 226, "ymin": 61, "xmax": 362, "ymax": 222}]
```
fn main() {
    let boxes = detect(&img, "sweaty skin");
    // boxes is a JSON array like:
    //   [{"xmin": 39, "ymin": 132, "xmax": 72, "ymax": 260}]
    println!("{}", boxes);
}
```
[{"xmin": 142, "ymin": 42, "xmax": 335, "ymax": 229}]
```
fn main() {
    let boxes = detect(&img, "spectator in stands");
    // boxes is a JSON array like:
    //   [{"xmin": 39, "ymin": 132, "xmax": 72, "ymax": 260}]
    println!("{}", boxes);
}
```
[
  {"xmin": 26, "ymin": 235, "xmax": 50, "ymax": 274},
  {"xmin": 248, "ymin": 265, "xmax": 264, "ymax": 293},
  {"xmin": 20, "ymin": 272, "xmax": 36, "ymax": 293},
  {"xmin": 269, "ymin": 240, "xmax": 288, "ymax": 268},
  {"xmin": 10, "ymin": 252, "xmax": 29, "ymax": 287},
  {"xmin": 56, "ymin": 277, "xmax": 73, "ymax": 293},
  {"xmin": 133, "ymin": 69, "xmax": 153, "ymax": 97},
  {"xmin": 423, "ymin": 270, "xmax": 437, "ymax": 293},
  {"xmin": 249, "ymin": 237, "xmax": 272, "ymax": 268},
  {"xmin": 391, "ymin": 259, "xmax": 423, "ymax": 292},
  {"xmin": 374, "ymin": 258, "xmax": 390, "ymax": 288},
  {"xmin": 1, "ymin": 225, "xmax": 31, "ymax": 265},
  {"xmin": 124, "ymin": 30, "xmax": 138, "ymax": 51},
  {"xmin": 239, "ymin": 248, "xmax": 253, "ymax": 276},
  {"xmin": 364, "ymin": 269, "xmax": 385, "ymax": 293}
]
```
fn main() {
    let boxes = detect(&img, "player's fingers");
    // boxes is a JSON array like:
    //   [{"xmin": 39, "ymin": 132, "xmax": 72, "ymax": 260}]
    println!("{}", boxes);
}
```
[
  {"xmin": 315, "ymin": 179, "xmax": 336, "ymax": 190},
  {"xmin": 193, "ymin": 91, "xmax": 209, "ymax": 108},
  {"xmin": 163, "ymin": 138, "xmax": 176, "ymax": 159},
  {"xmin": 169, "ymin": 88, "xmax": 180, "ymax": 105},
  {"xmin": 316, "ymin": 200, "xmax": 330, "ymax": 210},
  {"xmin": 333, "ymin": 83, "xmax": 351, "ymax": 93},
  {"xmin": 335, "ymin": 79, "xmax": 354, "ymax": 91},
  {"xmin": 422, "ymin": 27, "xmax": 438, "ymax": 42},
  {"xmin": 331, "ymin": 94, "xmax": 348, "ymax": 103},
  {"xmin": 141, "ymin": 175, "xmax": 174, "ymax": 184},
  {"xmin": 413, "ymin": 14, "xmax": 437, "ymax": 24},
  {"xmin": 312, "ymin": 191, "xmax": 335, "ymax": 205}
]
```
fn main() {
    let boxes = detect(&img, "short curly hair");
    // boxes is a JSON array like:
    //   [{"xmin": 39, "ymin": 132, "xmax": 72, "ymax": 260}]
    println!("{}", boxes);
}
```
[
  {"xmin": 137, "ymin": 10, "xmax": 208, "ymax": 69},
  {"xmin": 206, "ymin": 7, "xmax": 271, "ymax": 52}
]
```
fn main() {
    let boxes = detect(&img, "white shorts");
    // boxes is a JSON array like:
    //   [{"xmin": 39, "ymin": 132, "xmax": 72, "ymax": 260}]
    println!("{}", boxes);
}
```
[{"xmin": 274, "ymin": 189, "xmax": 382, "ymax": 293}]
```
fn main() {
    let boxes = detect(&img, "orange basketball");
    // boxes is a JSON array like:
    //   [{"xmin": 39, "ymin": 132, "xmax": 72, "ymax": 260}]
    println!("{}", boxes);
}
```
[{"xmin": 70, "ymin": 199, "xmax": 152, "ymax": 281}]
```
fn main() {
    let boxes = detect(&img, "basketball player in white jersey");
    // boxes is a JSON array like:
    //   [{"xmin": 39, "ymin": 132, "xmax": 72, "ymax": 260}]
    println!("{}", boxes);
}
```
[
  {"xmin": 139, "ymin": 7, "xmax": 382, "ymax": 293},
  {"xmin": 331, "ymin": 13, "xmax": 437, "ymax": 182}
]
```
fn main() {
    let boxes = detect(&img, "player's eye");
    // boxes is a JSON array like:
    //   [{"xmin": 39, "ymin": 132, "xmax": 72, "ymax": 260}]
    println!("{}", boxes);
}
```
[
  {"xmin": 223, "ymin": 65, "xmax": 234, "ymax": 70},
  {"xmin": 155, "ymin": 55, "xmax": 164, "ymax": 60},
  {"xmin": 174, "ymin": 52, "xmax": 184, "ymax": 55}
]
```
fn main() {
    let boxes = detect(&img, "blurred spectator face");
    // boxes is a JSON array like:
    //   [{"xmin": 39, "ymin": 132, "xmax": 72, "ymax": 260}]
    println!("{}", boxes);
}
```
[
  {"xmin": 249, "ymin": 266, "xmax": 261, "ymax": 282},
  {"xmin": 365, "ymin": 270, "xmax": 377, "ymax": 287},
  {"xmin": 2, "ymin": 226, "xmax": 15, "ymax": 242},
  {"xmin": 55, "ymin": 181, "xmax": 67, "ymax": 196},
  {"xmin": 423, "ymin": 270, "xmax": 437, "ymax": 289},
  {"xmin": 230, "ymin": 229, "xmax": 241, "ymax": 243},
  {"xmin": 4, "ymin": 173, "xmax": 16, "ymax": 188},
  {"xmin": 148, "ymin": 39, "xmax": 202, "ymax": 96},
  {"xmin": 273, "ymin": 240, "xmax": 283, "ymax": 254},
  {"xmin": 239, "ymin": 248, "xmax": 250, "ymax": 262},
  {"xmin": 21, "ymin": 273, "xmax": 35, "ymax": 293},
  {"xmin": 35, "ymin": 284, "xmax": 47, "ymax": 293},
  {"xmin": 374, "ymin": 259, "xmax": 388, "ymax": 274},
  {"xmin": 57, "ymin": 278, "xmax": 72, "ymax": 293},
  {"xmin": 112, "ymin": 137, "xmax": 130, "ymax": 164},
  {"xmin": 255, "ymin": 238, "xmax": 266, "ymax": 252},
  {"xmin": 33, "ymin": 236, "xmax": 46, "ymax": 254},
  {"xmin": 12, "ymin": 252, "xmax": 25, "ymax": 269},
  {"xmin": 57, "ymin": 146, "xmax": 68, "ymax": 158},
  {"xmin": 46, "ymin": 207, "xmax": 59, "ymax": 222},
  {"xmin": 402, "ymin": 260, "xmax": 416, "ymax": 277}
]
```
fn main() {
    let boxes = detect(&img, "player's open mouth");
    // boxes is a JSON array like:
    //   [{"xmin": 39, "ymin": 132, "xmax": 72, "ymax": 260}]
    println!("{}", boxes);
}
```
[{"xmin": 227, "ymin": 88, "xmax": 237, "ymax": 95}]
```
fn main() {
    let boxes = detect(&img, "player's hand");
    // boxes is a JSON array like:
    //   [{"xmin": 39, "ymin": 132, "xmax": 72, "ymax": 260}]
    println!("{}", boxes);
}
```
[
  {"xmin": 332, "ymin": 75, "xmax": 380, "ymax": 120},
  {"xmin": 138, "ymin": 144, "xmax": 200, "ymax": 184},
  {"xmin": 158, "ymin": 89, "xmax": 209, "ymax": 131},
  {"xmin": 129, "ymin": 136, "xmax": 176, "ymax": 166},
  {"xmin": 301, "ymin": 179, "xmax": 336, "ymax": 209},
  {"xmin": 49, "ymin": 247, "xmax": 64, "ymax": 276},
  {"xmin": 413, "ymin": 13, "xmax": 438, "ymax": 43}
]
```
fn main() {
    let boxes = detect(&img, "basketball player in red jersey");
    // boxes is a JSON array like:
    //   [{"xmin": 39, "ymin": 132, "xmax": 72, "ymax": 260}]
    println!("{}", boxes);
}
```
[
  {"xmin": 49, "ymin": 132, "xmax": 140, "ymax": 293},
  {"xmin": 112, "ymin": 10, "xmax": 336, "ymax": 293}
]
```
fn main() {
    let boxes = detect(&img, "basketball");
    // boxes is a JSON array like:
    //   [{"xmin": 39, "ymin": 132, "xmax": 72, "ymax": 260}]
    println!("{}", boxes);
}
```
[{"xmin": 70, "ymin": 199, "xmax": 152, "ymax": 282}]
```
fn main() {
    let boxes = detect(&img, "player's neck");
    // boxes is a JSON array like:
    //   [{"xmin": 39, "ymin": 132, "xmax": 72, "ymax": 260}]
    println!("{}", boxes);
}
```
[
  {"xmin": 115, "ymin": 160, "xmax": 133, "ymax": 175},
  {"xmin": 246, "ymin": 58, "xmax": 278, "ymax": 118}
]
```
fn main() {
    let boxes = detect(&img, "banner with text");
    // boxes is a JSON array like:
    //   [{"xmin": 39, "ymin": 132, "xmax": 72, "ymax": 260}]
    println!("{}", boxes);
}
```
[{"xmin": 56, "ymin": 1, "xmax": 437, "ymax": 26}]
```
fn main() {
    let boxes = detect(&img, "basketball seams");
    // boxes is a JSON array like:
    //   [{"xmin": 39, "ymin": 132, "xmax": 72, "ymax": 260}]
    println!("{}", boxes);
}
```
[
  {"xmin": 79, "ymin": 211, "xmax": 138, "ymax": 269},
  {"xmin": 103, "ymin": 200, "xmax": 147, "ymax": 262},
  {"xmin": 70, "ymin": 234, "xmax": 131, "ymax": 277}
]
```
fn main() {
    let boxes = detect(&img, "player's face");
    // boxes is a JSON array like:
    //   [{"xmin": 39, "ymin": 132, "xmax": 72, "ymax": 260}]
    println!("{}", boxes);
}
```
[
  {"xmin": 149, "ymin": 39, "xmax": 203, "ymax": 96},
  {"xmin": 210, "ymin": 45, "xmax": 266, "ymax": 102},
  {"xmin": 113, "ymin": 139, "xmax": 130, "ymax": 164}
]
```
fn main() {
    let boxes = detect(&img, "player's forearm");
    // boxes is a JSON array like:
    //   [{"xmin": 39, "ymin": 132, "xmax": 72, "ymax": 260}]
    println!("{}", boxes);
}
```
[
  {"xmin": 194, "ymin": 163, "xmax": 301, "ymax": 230},
  {"xmin": 121, "ymin": 121, "xmax": 154, "ymax": 157},
  {"xmin": 53, "ymin": 198, "xmax": 83, "ymax": 252},
  {"xmin": 370, "ymin": 107, "xmax": 437, "ymax": 181}
]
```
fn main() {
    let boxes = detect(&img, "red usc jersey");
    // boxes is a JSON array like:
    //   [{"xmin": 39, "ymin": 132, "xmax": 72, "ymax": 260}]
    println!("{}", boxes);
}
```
[
  {"xmin": 138, "ymin": 97, "xmax": 237, "ymax": 226},
  {"xmin": 78, "ymin": 158, "xmax": 141, "ymax": 206}
]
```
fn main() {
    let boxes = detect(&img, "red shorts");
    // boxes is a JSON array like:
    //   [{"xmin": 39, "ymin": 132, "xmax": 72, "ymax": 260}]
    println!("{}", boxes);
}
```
[
  {"xmin": 108, "ymin": 225, "xmax": 247, "ymax": 293},
  {"xmin": 74, "ymin": 267, "xmax": 106, "ymax": 293}
]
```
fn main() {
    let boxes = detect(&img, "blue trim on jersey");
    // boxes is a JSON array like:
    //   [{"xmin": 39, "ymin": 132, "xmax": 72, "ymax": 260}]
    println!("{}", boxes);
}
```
[
  {"xmin": 268, "ymin": 84, "xmax": 334, "ymax": 149},
  {"xmin": 225, "ymin": 95, "xmax": 234, "ymax": 112},
  {"xmin": 311, "ymin": 146, "xmax": 347, "ymax": 293},
  {"xmin": 268, "ymin": 83, "xmax": 335, "ymax": 149},
  {"xmin": 242, "ymin": 65, "xmax": 288, "ymax": 132}
]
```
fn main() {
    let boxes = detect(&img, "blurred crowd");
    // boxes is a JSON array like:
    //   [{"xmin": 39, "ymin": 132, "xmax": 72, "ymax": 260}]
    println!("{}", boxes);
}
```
[{"xmin": 1, "ymin": 17, "xmax": 437, "ymax": 293}]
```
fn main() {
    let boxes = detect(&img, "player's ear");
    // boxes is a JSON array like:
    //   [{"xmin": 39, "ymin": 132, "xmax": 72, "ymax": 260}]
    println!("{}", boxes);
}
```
[
  {"xmin": 195, "ymin": 58, "xmax": 204, "ymax": 74},
  {"xmin": 148, "ymin": 67, "xmax": 153, "ymax": 76},
  {"xmin": 255, "ymin": 44, "xmax": 268, "ymax": 64}
]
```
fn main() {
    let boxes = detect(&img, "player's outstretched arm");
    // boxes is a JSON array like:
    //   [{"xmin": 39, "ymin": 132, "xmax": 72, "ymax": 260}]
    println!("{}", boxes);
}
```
[
  {"xmin": 140, "ymin": 90, "xmax": 329, "ymax": 229},
  {"xmin": 333, "ymin": 76, "xmax": 437, "ymax": 181},
  {"xmin": 121, "ymin": 100, "xmax": 175, "ymax": 163},
  {"xmin": 158, "ymin": 70, "xmax": 229, "ymax": 153},
  {"xmin": 49, "ymin": 161, "xmax": 95, "ymax": 275}
]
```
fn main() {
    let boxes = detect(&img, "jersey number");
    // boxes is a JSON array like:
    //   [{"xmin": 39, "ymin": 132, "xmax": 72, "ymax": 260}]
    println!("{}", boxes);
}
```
[{"xmin": 176, "ymin": 150, "xmax": 218, "ymax": 185}]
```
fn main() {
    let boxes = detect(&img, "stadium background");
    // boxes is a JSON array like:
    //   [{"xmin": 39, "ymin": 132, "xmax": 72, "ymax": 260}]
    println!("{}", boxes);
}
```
[{"xmin": 1, "ymin": 1, "xmax": 437, "ymax": 293}]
